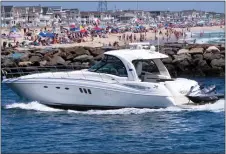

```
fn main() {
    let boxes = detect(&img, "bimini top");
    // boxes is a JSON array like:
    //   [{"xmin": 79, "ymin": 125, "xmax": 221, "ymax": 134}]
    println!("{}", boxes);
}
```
[{"xmin": 104, "ymin": 49, "xmax": 168, "ymax": 62}]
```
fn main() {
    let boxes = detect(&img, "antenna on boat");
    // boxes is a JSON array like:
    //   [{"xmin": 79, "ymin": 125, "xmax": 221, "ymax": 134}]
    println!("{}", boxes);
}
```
[{"xmin": 157, "ymin": 28, "xmax": 159, "ymax": 52}]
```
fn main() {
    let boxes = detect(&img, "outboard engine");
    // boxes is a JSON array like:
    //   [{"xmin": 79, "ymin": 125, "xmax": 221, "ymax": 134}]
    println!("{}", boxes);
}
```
[{"xmin": 186, "ymin": 84, "xmax": 224, "ymax": 104}]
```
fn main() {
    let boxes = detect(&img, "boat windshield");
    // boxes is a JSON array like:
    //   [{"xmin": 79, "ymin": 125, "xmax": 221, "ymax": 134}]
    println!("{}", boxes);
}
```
[
  {"xmin": 132, "ymin": 59, "xmax": 160, "ymax": 81},
  {"xmin": 88, "ymin": 55, "xmax": 128, "ymax": 77}
]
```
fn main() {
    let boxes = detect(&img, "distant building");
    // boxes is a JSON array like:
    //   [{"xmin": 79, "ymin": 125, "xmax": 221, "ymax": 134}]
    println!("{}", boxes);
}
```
[
  {"xmin": 1, "ymin": 5, "xmax": 225, "ymax": 27},
  {"xmin": 40, "ymin": 7, "xmax": 54, "ymax": 27},
  {"xmin": 12, "ymin": 6, "xmax": 42, "ymax": 27},
  {"xmin": 64, "ymin": 8, "xmax": 80, "ymax": 25},
  {"xmin": 27, "ymin": 6, "xmax": 42, "ymax": 27},
  {"xmin": 1, "ymin": 5, "xmax": 14, "ymax": 27}
]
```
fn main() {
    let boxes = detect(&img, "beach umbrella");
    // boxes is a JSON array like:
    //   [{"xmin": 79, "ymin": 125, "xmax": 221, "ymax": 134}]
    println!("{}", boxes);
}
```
[
  {"xmin": 8, "ymin": 33, "xmax": 22, "ymax": 38},
  {"xmin": 45, "ymin": 33, "xmax": 55, "ymax": 38},
  {"xmin": 80, "ymin": 29, "xmax": 87, "ymax": 33},
  {"xmin": 139, "ymin": 25, "xmax": 145, "ymax": 29},
  {"xmin": 10, "ymin": 27, "xmax": 19, "ymax": 33},
  {"xmin": 79, "ymin": 25, "xmax": 87, "ymax": 33},
  {"xmin": 70, "ymin": 23, "xmax": 76, "ymax": 29},
  {"xmin": 70, "ymin": 27, "xmax": 80, "ymax": 32},
  {"xmin": 93, "ymin": 18, "xmax": 100, "ymax": 25},
  {"xmin": 39, "ymin": 32, "xmax": 46, "ymax": 37},
  {"xmin": 93, "ymin": 26, "xmax": 101, "ymax": 31}
]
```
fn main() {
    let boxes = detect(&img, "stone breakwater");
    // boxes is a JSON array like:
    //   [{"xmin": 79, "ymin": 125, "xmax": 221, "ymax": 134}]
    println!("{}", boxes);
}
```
[{"xmin": 1, "ymin": 43, "xmax": 225, "ymax": 77}]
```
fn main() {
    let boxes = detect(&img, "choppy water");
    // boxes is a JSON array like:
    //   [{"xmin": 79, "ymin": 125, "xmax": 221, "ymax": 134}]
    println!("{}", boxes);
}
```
[
  {"xmin": 187, "ymin": 30, "xmax": 225, "ymax": 44},
  {"xmin": 1, "ymin": 77, "xmax": 225, "ymax": 153}
]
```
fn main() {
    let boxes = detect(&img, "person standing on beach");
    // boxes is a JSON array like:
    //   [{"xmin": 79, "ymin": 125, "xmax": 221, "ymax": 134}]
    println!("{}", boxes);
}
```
[{"xmin": 3, "ymin": 41, "xmax": 7, "ymax": 50}]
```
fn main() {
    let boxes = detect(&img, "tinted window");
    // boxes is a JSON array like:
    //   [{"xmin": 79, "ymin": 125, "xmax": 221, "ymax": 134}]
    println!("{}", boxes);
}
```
[
  {"xmin": 83, "ymin": 88, "xmax": 87, "ymax": 94},
  {"xmin": 133, "ymin": 59, "xmax": 159, "ymax": 74},
  {"xmin": 88, "ymin": 89, "xmax": 92, "ymax": 94},
  {"xmin": 88, "ymin": 55, "xmax": 128, "ymax": 77}
]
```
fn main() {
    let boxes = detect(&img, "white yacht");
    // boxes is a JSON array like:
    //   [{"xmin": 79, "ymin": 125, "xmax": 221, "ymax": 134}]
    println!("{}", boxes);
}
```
[{"xmin": 2, "ymin": 46, "xmax": 220, "ymax": 110}]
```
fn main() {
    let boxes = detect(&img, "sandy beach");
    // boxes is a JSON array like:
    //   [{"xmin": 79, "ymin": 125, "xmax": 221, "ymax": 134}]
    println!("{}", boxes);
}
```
[{"xmin": 1, "ymin": 25, "xmax": 224, "ymax": 49}]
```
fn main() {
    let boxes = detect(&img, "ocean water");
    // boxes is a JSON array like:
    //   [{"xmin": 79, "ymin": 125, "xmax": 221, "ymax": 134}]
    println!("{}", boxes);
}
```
[
  {"xmin": 1, "ymin": 77, "xmax": 225, "ymax": 153},
  {"xmin": 187, "ymin": 30, "xmax": 225, "ymax": 44}
]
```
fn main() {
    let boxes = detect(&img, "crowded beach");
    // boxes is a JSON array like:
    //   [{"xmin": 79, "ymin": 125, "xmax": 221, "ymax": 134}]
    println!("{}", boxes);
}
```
[{"xmin": 1, "ymin": 18, "xmax": 225, "ymax": 50}]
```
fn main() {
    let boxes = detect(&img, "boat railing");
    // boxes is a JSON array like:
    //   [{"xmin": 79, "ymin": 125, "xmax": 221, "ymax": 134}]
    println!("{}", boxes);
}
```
[
  {"xmin": 78, "ymin": 70, "xmax": 120, "ymax": 84},
  {"xmin": 2, "ymin": 65, "xmax": 121, "ymax": 84},
  {"xmin": 1, "ymin": 65, "xmax": 89, "ymax": 79}
]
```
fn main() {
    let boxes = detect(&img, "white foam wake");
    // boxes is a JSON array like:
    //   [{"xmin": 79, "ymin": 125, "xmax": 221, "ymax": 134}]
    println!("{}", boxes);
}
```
[
  {"xmin": 178, "ymin": 99, "xmax": 225, "ymax": 113},
  {"xmin": 4, "ymin": 100, "xmax": 224, "ymax": 114},
  {"xmin": 5, "ymin": 101, "xmax": 63, "ymax": 112}
]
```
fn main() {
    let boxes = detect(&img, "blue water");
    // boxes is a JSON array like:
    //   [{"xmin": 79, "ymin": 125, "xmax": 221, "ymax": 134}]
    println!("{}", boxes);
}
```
[
  {"xmin": 2, "ymin": 78, "xmax": 225, "ymax": 153},
  {"xmin": 189, "ymin": 31, "xmax": 225, "ymax": 44}
]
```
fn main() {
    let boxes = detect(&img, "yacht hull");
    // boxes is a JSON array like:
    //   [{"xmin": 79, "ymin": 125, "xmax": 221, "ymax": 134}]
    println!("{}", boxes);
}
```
[{"xmin": 4, "ymin": 79, "xmax": 175, "ymax": 110}]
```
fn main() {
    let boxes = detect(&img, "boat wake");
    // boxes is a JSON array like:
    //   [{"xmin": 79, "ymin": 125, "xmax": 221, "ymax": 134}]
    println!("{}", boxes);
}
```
[
  {"xmin": 4, "ymin": 99, "xmax": 224, "ymax": 114},
  {"xmin": 5, "ymin": 101, "xmax": 63, "ymax": 112}
]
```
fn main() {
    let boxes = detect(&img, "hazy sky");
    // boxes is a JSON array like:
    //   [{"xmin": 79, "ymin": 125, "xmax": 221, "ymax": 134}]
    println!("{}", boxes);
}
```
[{"xmin": 2, "ymin": 1, "xmax": 225, "ymax": 13}]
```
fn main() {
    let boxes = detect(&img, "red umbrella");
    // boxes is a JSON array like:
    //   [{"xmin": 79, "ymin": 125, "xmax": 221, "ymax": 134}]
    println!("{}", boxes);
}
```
[
  {"xmin": 80, "ymin": 29, "xmax": 87, "ymax": 33},
  {"xmin": 94, "ymin": 27, "xmax": 101, "ymax": 31}
]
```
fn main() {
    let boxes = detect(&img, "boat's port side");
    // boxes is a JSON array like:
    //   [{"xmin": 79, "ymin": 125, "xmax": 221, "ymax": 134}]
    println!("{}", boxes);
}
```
[
  {"xmin": 79, "ymin": 88, "xmax": 92, "ymax": 94},
  {"xmin": 6, "ymin": 81, "xmax": 174, "ymax": 107},
  {"xmin": 42, "ymin": 85, "xmax": 92, "ymax": 95}
]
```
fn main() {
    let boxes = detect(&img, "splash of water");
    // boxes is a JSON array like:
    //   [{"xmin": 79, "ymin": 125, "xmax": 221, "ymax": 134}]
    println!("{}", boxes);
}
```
[
  {"xmin": 5, "ymin": 101, "xmax": 63, "ymax": 112},
  {"xmin": 4, "ymin": 99, "xmax": 224, "ymax": 114}
]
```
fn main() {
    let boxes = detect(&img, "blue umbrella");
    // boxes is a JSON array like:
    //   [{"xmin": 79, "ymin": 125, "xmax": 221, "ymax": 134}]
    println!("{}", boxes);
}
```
[
  {"xmin": 45, "ymin": 33, "xmax": 55, "ymax": 38},
  {"xmin": 39, "ymin": 32, "xmax": 46, "ymax": 37},
  {"xmin": 140, "ymin": 25, "xmax": 145, "ymax": 29},
  {"xmin": 70, "ymin": 28, "xmax": 80, "ymax": 32}
]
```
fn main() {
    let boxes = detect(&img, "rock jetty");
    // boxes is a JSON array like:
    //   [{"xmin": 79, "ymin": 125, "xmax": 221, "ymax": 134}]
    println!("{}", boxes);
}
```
[{"xmin": 1, "ymin": 43, "xmax": 225, "ymax": 77}]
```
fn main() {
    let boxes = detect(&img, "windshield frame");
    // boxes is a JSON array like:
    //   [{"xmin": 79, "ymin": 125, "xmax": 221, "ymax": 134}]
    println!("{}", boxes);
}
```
[{"xmin": 88, "ymin": 55, "xmax": 128, "ymax": 77}]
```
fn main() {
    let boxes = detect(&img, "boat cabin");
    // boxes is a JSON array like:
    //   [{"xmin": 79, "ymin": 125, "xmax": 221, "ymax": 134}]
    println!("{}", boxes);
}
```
[{"xmin": 88, "ymin": 49, "xmax": 171, "ymax": 82}]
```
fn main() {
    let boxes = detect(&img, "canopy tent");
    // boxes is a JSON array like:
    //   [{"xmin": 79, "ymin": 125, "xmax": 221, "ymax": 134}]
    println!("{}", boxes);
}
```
[{"xmin": 38, "ymin": 32, "xmax": 55, "ymax": 38}]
